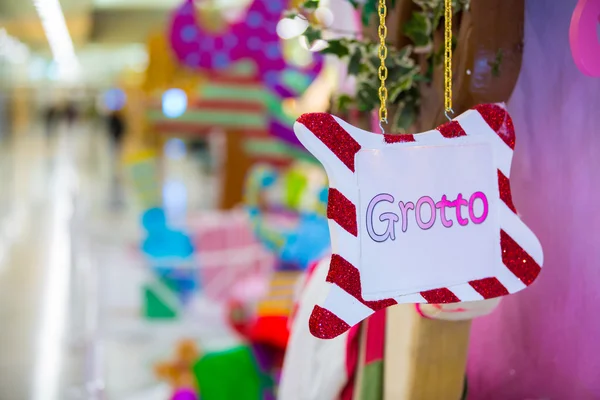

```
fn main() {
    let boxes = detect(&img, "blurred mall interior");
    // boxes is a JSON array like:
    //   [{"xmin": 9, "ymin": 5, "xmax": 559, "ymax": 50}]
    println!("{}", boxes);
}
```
[{"xmin": 0, "ymin": 0, "xmax": 600, "ymax": 399}]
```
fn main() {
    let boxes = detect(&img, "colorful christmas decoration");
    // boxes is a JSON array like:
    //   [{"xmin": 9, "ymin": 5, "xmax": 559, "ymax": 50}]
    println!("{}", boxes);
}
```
[
  {"xmin": 155, "ymin": 339, "xmax": 201, "ymax": 390},
  {"xmin": 143, "ymin": 278, "xmax": 181, "ymax": 319},
  {"xmin": 168, "ymin": 0, "xmax": 324, "ymax": 148},
  {"xmin": 293, "ymin": 104, "xmax": 544, "ymax": 339},
  {"xmin": 171, "ymin": 388, "xmax": 198, "ymax": 400},
  {"xmin": 148, "ymin": 61, "xmax": 269, "ymax": 137},
  {"xmin": 244, "ymin": 163, "xmax": 331, "ymax": 270},
  {"xmin": 123, "ymin": 149, "xmax": 161, "ymax": 208},
  {"xmin": 141, "ymin": 207, "xmax": 199, "ymax": 316},
  {"xmin": 190, "ymin": 209, "xmax": 275, "ymax": 303},
  {"xmin": 169, "ymin": 0, "xmax": 323, "ymax": 98},
  {"xmin": 279, "ymin": 259, "xmax": 351, "ymax": 400},
  {"xmin": 192, "ymin": 346, "xmax": 264, "ymax": 400}
]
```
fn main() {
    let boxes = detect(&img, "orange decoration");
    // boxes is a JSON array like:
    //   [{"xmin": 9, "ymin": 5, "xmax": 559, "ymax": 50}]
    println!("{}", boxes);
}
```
[{"xmin": 154, "ymin": 339, "xmax": 202, "ymax": 390}]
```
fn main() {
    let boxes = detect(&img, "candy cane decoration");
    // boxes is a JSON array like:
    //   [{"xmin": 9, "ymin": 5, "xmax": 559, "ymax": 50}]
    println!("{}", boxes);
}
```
[{"xmin": 294, "ymin": 104, "xmax": 544, "ymax": 339}]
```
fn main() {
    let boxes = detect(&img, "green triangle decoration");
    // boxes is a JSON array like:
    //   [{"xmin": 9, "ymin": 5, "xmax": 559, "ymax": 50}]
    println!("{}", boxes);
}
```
[{"xmin": 142, "ymin": 282, "xmax": 180, "ymax": 319}]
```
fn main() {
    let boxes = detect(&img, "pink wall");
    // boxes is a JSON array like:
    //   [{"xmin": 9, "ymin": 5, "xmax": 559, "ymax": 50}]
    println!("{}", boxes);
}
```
[{"xmin": 467, "ymin": 0, "xmax": 600, "ymax": 398}]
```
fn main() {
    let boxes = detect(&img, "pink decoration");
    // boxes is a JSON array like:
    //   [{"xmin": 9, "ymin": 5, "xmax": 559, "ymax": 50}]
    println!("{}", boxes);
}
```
[
  {"xmin": 569, "ymin": 0, "xmax": 600, "ymax": 76},
  {"xmin": 169, "ymin": 0, "xmax": 323, "ymax": 98},
  {"xmin": 171, "ymin": 388, "xmax": 197, "ymax": 400},
  {"xmin": 189, "ymin": 210, "xmax": 275, "ymax": 303}
]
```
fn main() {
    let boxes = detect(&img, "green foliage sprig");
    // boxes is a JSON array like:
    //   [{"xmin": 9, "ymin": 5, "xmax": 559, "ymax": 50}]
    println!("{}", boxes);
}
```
[{"xmin": 285, "ymin": 0, "xmax": 470, "ymax": 132}]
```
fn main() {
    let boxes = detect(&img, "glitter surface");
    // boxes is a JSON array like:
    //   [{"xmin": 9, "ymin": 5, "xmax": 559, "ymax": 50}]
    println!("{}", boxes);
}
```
[
  {"xmin": 469, "ymin": 277, "xmax": 509, "ymax": 299},
  {"xmin": 500, "ymin": 230, "xmax": 541, "ymax": 285},
  {"xmin": 327, "ymin": 188, "xmax": 357, "ymax": 236},
  {"xmin": 384, "ymin": 133, "xmax": 415, "ymax": 143},
  {"xmin": 327, "ymin": 254, "xmax": 397, "ymax": 310},
  {"xmin": 474, "ymin": 104, "xmax": 516, "ymax": 149},
  {"xmin": 309, "ymin": 305, "xmax": 350, "ymax": 339},
  {"xmin": 498, "ymin": 170, "xmax": 517, "ymax": 213},
  {"xmin": 436, "ymin": 120, "xmax": 467, "ymax": 138},
  {"xmin": 420, "ymin": 288, "xmax": 461, "ymax": 304},
  {"xmin": 297, "ymin": 113, "xmax": 361, "ymax": 172}
]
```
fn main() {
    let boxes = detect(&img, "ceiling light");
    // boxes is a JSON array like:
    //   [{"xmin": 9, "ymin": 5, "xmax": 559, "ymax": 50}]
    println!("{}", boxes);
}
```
[
  {"xmin": 32, "ymin": 0, "xmax": 79, "ymax": 79},
  {"xmin": 0, "ymin": 28, "xmax": 30, "ymax": 64}
]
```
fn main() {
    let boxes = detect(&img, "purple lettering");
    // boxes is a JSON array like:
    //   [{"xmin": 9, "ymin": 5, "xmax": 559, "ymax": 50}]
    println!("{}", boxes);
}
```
[
  {"xmin": 469, "ymin": 191, "xmax": 489, "ymax": 224},
  {"xmin": 365, "ymin": 190, "xmax": 489, "ymax": 239},
  {"xmin": 398, "ymin": 201, "xmax": 415, "ymax": 233},
  {"xmin": 366, "ymin": 194, "xmax": 398, "ymax": 242},
  {"xmin": 415, "ymin": 196, "xmax": 436, "ymax": 230},
  {"xmin": 454, "ymin": 193, "xmax": 469, "ymax": 226},
  {"xmin": 435, "ymin": 195, "xmax": 454, "ymax": 228}
]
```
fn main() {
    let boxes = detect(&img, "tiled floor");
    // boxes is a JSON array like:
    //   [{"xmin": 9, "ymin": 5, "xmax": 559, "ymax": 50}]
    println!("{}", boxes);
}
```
[
  {"xmin": 0, "ymin": 126, "xmax": 87, "ymax": 400},
  {"xmin": 0, "ymin": 125, "xmax": 238, "ymax": 400}
]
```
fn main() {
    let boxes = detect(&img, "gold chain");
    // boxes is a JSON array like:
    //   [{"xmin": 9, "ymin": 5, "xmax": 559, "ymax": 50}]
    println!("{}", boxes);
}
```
[
  {"xmin": 444, "ymin": 0, "xmax": 453, "ymax": 115},
  {"xmin": 378, "ymin": 0, "xmax": 388, "ymax": 126}
]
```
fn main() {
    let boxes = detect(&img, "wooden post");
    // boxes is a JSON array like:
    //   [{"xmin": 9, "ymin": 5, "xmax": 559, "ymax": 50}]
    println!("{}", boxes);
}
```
[
  {"xmin": 384, "ymin": 305, "xmax": 470, "ymax": 400},
  {"xmin": 219, "ymin": 130, "xmax": 252, "ymax": 210},
  {"xmin": 382, "ymin": 1, "xmax": 524, "ymax": 399}
]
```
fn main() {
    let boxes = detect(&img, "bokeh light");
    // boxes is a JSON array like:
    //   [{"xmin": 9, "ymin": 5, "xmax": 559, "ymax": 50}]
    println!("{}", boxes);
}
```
[
  {"xmin": 162, "ymin": 88, "xmax": 188, "ymax": 118},
  {"xmin": 102, "ymin": 88, "xmax": 127, "ymax": 112},
  {"xmin": 276, "ymin": 16, "xmax": 309, "ymax": 40}
]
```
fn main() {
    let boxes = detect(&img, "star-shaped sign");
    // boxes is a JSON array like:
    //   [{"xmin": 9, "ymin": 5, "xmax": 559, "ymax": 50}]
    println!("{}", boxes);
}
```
[{"xmin": 293, "ymin": 104, "xmax": 543, "ymax": 339}]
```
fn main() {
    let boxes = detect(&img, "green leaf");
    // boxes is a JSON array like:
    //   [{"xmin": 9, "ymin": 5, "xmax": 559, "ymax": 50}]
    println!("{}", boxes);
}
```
[
  {"xmin": 361, "ymin": 0, "xmax": 378, "ymax": 26},
  {"xmin": 394, "ymin": 102, "xmax": 417, "ymax": 131},
  {"xmin": 388, "ymin": 75, "xmax": 415, "ymax": 103},
  {"xmin": 387, "ymin": 63, "xmax": 418, "ymax": 84},
  {"xmin": 431, "ymin": 3, "xmax": 444, "ymax": 29},
  {"xmin": 302, "ymin": 0, "xmax": 320, "ymax": 10},
  {"xmin": 356, "ymin": 80, "xmax": 380, "ymax": 111},
  {"xmin": 403, "ymin": 12, "xmax": 432, "ymax": 47},
  {"xmin": 413, "ymin": 73, "xmax": 430, "ymax": 83},
  {"xmin": 348, "ymin": 0, "xmax": 361, "ymax": 9},
  {"xmin": 336, "ymin": 94, "xmax": 354, "ymax": 112},
  {"xmin": 432, "ymin": 44, "xmax": 445, "ymax": 66},
  {"xmin": 348, "ymin": 47, "xmax": 363, "ymax": 76},
  {"xmin": 396, "ymin": 45, "xmax": 413, "ymax": 61},
  {"xmin": 320, "ymin": 39, "xmax": 350, "ymax": 58},
  {"xmin": 488, "ymin": 48, "xmax": 504, "ymax": 77},
  {"xmin": 302, "ymin": 25, "xmax": 322, "ymax": 45}
]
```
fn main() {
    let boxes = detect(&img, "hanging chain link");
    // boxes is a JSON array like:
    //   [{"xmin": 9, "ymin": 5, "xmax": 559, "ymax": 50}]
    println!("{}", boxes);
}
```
[
  {"xmin": 444, "ymin": 0, "xmax": 453, "ymax": 117},
  {"xmin": 378, "ymin": 0, "xmax": 388, "ymax": 128}
]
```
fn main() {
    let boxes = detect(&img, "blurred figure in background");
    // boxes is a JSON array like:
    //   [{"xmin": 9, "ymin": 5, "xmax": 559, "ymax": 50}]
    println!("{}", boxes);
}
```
[
  {"xmin": 107, "ymin": 110, "xmax": 126, "ymax": 207},
  {"xmin": 107, "ymin": 110, "xmax": 126, "ymax": 154},
  {"xmin": 44, "ymin": 105, "xmax": 57, "ymax": 136},
  {"xmin": 65, "ymin": 101, "xmax": 78, "ymax": 127}
]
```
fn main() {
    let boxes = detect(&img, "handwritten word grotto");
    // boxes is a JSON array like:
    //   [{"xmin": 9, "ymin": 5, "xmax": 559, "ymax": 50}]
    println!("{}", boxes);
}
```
[{"xmin": 366, "ymin": 192, "xmax": 489, "ymax": 243}]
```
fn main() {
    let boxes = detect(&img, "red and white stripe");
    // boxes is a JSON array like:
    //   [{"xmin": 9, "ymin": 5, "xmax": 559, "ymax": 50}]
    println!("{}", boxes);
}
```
[{"xmin": 293, "ymin": 103, "xmax": 544, "ymax": 339}]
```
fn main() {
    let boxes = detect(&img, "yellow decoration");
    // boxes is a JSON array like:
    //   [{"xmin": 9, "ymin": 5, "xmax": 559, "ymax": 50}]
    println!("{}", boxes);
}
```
[
  {"xmin": 195, "ymin": 0, "xmax": 228, "ymax": 33},
  {"xmin": 142, "ymin": 31, "xmax": 204, "ymax": 97},
  {"xmin": 154, "ymin": 339, "xmax": 201, "ymax": 389},
  {"xmin": 257, "ymin": 271, "xmax": 302, "ymax": 316}
]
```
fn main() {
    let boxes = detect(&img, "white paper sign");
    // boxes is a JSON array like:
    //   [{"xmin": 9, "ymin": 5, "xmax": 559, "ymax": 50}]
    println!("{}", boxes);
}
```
[{"xmin": 356, "ymin": 141, "xmax": 499, "ymax": 300}]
